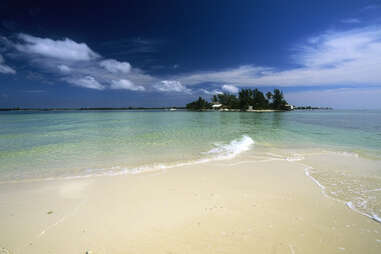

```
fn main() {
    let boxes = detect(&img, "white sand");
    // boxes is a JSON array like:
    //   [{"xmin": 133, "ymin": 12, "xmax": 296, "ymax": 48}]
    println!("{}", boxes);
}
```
[{"xmin": 1, "ymin": 156, "xmax": 380, "ymax": 253}]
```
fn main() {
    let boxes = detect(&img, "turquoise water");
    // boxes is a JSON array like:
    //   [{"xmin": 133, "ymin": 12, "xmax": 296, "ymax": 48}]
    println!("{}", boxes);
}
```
[
  {"xmin": 1, "ymin": 110, "xmax": 381, "ymax": 221},
  {"xmin": 0, "ymin": 110, "xmax": 380, "ymax": 181}
]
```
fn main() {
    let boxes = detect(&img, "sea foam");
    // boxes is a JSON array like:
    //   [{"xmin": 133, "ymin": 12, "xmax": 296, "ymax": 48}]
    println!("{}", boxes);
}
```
[
  {"xmin": 304, "ymin": 166, "xmax": 381, "ymax": 224},
  {"xmin": 58, "ymin": 135, "xmax": 256, "ymax": 180},
  {"xmin": 346, "ymin": 201, "xmax": 381, "ymax": 223},
  {"xmin": 206, "ymin": 135, "xmax": 255, "ymax": 160}
]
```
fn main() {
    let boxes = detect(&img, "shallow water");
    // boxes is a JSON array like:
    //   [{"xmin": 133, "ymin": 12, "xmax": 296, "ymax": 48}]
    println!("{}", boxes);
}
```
[
  {"xmin": 1, "ymin": 110, "xmax": 381, "ymax": 222},
  {"xmin": 0, "ymin": 110, "xmax": 380, "ymax": 180}
]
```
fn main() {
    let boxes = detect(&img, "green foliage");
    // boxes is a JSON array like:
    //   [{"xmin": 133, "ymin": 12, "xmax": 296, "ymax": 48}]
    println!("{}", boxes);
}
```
[
  {"xmin": 271, "ymin": 89, "xmax": 287, "ymax": 110},
  {"xmin": 186, "ymin": 88, "xmax": 290, "ymax": 111},
  {"xmin": 214, "ymin": 93, "xmax": 240, "ymax": 109},
  {"xmin": 186, "ymin": 97, "xmax": 212, "ymax": 111},
  {"xmin": 266, "ymin": 91, "xmax": 273, "ymax": 101},
  {"xmin": 252, "ymin": 89, "xmax": 268, "ymax": 109},
  {"xmin": 238, "ymin": 89, "xmax": 253, "ymax": 110}
]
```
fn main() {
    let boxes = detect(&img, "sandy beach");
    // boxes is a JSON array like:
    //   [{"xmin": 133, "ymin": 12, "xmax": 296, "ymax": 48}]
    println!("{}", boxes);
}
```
[
  {"xmin": 2, "ymin": 0, "xmax": 381, "ymax": 252},
  {"xmin": 1, "ymin": 151, "xmax": 380, "ymax": 254}
]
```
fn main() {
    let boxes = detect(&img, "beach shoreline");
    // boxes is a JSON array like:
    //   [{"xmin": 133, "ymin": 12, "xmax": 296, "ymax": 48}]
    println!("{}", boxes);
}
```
[
  {"xmin": 1, "ymin": 151, "xmax": 381, "ymax": 254},
  {"xmin": 1, "ymin": 110, "xmax": 381, "ymax": 253}
]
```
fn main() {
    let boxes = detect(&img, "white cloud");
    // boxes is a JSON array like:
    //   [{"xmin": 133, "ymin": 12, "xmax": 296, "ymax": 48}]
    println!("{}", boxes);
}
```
[
  {"xmin": 65, "ymin": 76, "xmax": 105, "ymax": 90},
  {"xmin": 0, "ymin": 54, "xmax": 16, "ymax": 74},
  {"xmin": 6, "ymin": 26, "xmax": 381, "ymax": 100},
  {"xmin": 110, "ymin": 79, "xmax": 145, "ymax": 91},
  {"xmin": 5, "ymin": 33, "xmax": 159, "ymax": 91},
  {"xmin": 154, "ymin": 80, "xmax": 191, "ymax": 93},
  {"xmin": 0, "ymin": 64, "xmax": 15, "ymax": 74},
  {"xmin": 99, "ymin": 59, "xmax": 131, "ymax": 73},
  {"xmin": 222, "ymin": 84, "xmax": 239, "ymax": 93},
  {"xmin": 177, "ymin": 65, "xmax": 270, "ymax": 86},
  {"xmin": 199, "ymin": 88, "xmax": 223, "ymax": 95},
  {"xmin": 57, "ymin": 64, "xmax": 71, "ymax": 73},
  {"xmin": 295, "ymin": 28, "xmax": 381, "ymax": 68},
  {"xmin": 176, "ymin": 26, "xmax": 381, "ymax": 88},
  {"xmin": 15, "ymin": 33, "xmax": 99, "ymax": 61}
]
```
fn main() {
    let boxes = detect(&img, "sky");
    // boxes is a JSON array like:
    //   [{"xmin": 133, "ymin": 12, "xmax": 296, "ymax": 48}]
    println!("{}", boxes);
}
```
[{"xmin": 1, "ymin": 0, "xmax": 381, "ymax": 109}]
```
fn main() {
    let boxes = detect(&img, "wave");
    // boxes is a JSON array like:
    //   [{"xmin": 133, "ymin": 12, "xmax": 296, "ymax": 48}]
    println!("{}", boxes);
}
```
[
  {"xmin": 108, "ymin": 135, "xmax": 255, "ymax": 175},
  {"xmin": 0, "ymin": 135, "xmax": 255, "ymax": 184},
  {"xmin": 205, "ymin": 135, "xmax": 255, "ymax": 160},
  {"xmin": 42, "ymin": 135, "xmax": 255, "ymax": 180}
]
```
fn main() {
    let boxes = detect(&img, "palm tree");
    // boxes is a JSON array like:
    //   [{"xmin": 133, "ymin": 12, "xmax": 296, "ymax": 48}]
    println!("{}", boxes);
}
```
[
  {"xmin": 238, "ymin": 89, "xmax": 252, "ymax": 111},
  {"xmin": 272, "ymin": 89, "xmax": 287, "ymax": 110},
  {"xmin": 266, "ymin": 91, "xmax": 273, "ymax": 101},
  {"xmin": 186, "ymin": 97, "xmax": 212, "ymax": 111}
]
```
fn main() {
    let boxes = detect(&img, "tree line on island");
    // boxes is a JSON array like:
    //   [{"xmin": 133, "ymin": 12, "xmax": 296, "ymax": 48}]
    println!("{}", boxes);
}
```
[{"xmin": 186, "ymin": 88, "xmax": 290, "ymax": 111}]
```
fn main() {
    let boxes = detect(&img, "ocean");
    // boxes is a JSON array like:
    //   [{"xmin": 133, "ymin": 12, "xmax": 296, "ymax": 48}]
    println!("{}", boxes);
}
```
[{"xmin": 1, "ymin": 109, "xmax": 381, "ymax": 222}]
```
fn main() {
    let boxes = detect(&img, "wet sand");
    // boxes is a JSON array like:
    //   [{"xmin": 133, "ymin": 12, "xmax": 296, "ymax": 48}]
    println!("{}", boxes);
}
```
[{"xmin": 1, "ymin": 156, "xmax": 381, "ymax": 254}]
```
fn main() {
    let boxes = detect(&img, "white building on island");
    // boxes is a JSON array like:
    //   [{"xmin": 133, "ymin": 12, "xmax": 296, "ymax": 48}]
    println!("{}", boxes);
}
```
[
  {"xmin": 212, "ymin": 104, "xmax": 222, "ymax": 110},
  {"xmin": 285, "ymin": 104, "xmax": 294, "ymax": 110}
]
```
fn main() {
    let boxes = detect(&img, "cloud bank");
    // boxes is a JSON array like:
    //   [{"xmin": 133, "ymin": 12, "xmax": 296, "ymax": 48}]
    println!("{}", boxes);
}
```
[
  {"xmin": 5, "ymin": 33, "xmax": 158, "ymax": 91},
  {"xmin": 176, "ymin": 26, "xmax": 381, "ymax": 88},
  {"xmin": 153, "ymin": 80, "xmax": 191, "ymax": 93},
  {"xmin": 1, "ymin": 25, "xmax": 381, "ymax": 99},
  {"xmin": 99, "ymin": 59, "xmax": 131, "ymax": 73},
  {"xmin": 15, "ymin": 34, "xmax": 100, "ymax": 61},
  {"xmin": 222, "ymin": 84, "xmax": 239, "ymax": 93},
  {"xmin": 110, "ymin": 79, "xmax": 145, "ymax": 91},
  {"xmin": 64, "ymin": 76, "xmax": 105, "ymax": 90}
]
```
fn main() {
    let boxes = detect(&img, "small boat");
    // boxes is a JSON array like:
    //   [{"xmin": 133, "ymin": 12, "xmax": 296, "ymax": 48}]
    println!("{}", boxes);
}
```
[{"xmin": 169, "ymin": 108, "xmax": 177, "ymax": 111}]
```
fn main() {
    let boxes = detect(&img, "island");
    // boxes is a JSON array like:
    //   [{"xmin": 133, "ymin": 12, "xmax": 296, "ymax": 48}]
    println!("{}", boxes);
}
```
[{"xmin": 186, "ymin": 88, "xmax": 293, "ymax": 111}]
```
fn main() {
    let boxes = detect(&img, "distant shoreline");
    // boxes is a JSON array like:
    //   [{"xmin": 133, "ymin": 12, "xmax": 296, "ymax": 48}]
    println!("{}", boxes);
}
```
[
  {"xmin": 0, "ymin": 107, "xmax": 186, "ymax": 112},
  {"xmin": 0, "ymin": 106, "xmax": 333, "ymax": 112}
]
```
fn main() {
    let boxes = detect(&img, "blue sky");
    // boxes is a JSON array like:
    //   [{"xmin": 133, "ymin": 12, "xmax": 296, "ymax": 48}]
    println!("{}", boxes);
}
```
[{"xmin": 1, "ymin": 0, "xmax": 381, "ymax": 108}]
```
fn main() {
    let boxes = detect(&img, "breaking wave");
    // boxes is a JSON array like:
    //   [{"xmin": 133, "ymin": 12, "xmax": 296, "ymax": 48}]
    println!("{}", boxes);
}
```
[{"xmin": 34, "ymin": 135, "xmax": 255, "ymax": 181}]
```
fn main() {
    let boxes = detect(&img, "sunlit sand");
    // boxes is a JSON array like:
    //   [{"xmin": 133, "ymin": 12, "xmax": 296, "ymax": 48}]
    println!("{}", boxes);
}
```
[{"xmin": 1, "ymin": 151, "xmax": 380, "ymax": 254}]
